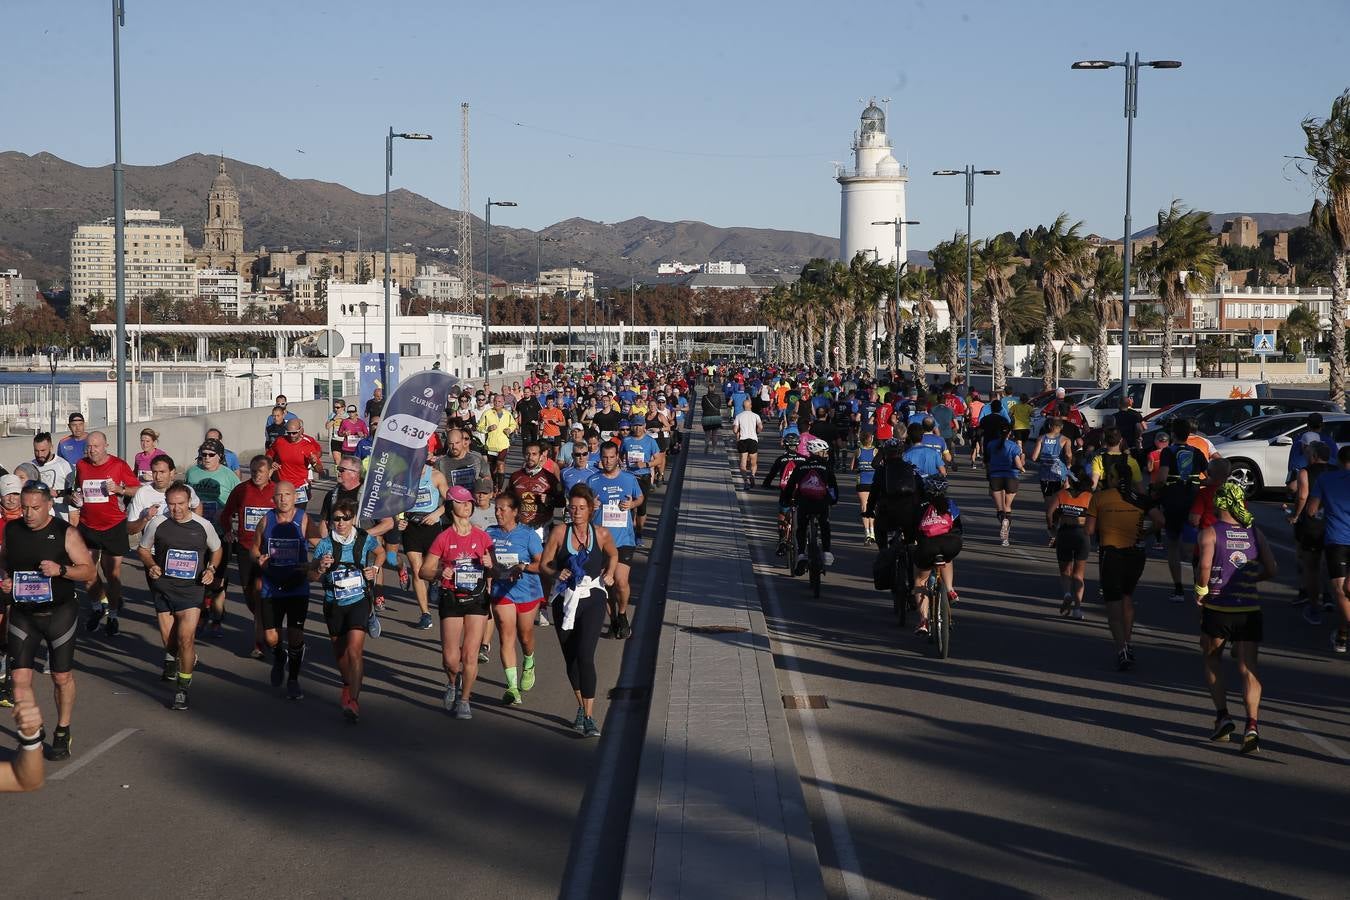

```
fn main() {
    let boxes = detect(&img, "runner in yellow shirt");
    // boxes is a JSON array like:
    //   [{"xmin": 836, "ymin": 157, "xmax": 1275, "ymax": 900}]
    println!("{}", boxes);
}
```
[
  {"xmin": 478, "ymin": 395, "xmax": 517, "ymax": 491},
  {"xmin": 1010, "ymin": 393, "xmax": 1035, "ymax": 446}
]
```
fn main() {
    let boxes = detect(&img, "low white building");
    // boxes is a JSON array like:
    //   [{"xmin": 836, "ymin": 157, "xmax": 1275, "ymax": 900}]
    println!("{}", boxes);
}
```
[
  {"xmin": 412, "ymin": 264, "xmax": 465, "ymax": 302},
  {"xmin": 326, "ymin": 281, "xmax": 486, "ymax": 380},
  {"xmin": 704, "ymin": 261, "xmax": 747, "ymax": 275},
  {"xmin": 539, "ymin": 267, "xmax": 594, "ymax": 298}
]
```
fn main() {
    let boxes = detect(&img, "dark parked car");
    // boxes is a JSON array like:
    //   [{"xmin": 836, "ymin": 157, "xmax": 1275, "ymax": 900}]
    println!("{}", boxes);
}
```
[{"xmin": 1141, "ymin": 397, "xmax": 1341, "ymax": 446}]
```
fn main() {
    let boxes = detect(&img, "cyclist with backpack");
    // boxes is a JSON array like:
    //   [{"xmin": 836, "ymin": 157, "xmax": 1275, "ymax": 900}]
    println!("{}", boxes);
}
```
[
  {"xmin": 911, "ymin": 477, "xmax": 962, "ymax": 637},
  {"xmin": 763, "ymin": 428, "xmax": 804, "ymax": 556},
  {"xmin": 1031, "ymin": 417, "xmax": 1074, "ymax": 546},
  {"xmin": 783, "ymin": 438, "xmax": 839, "ymax": 575},
  {"xmin": 1154, "ymin": 419, "xmax": 1210, "ymax": 604},
  {"xmin": 868, "ymin": 438, "xmax": 923, "ymax": 552}
]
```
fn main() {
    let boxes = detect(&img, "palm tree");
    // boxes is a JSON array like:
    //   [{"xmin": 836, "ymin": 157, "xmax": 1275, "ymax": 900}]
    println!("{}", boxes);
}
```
[
  {"xmin": 1302, "ymin": 89, "xmax": 1350, "ymax": 408},
  {"xmin": 1282, "ymin": 302, "xmax": 1320, "ymax": 356},
  {"xmin": 901, "ymin": 267, "xmax": 937, "ymax": 383},
  {"xmin": 930, "ymin": 234, "xmax": 969, "ymax": 381},
  {"xmin": 1088, "ymin": 247, "xmax": 1124, "ymax": 387},
  {"xmin": 1027, "ymin": 214, "xmax": 1091, "ymax": 390},
  {"xmin": 1135, "ymin": 200, "xmax": 1219, "ymax": 376},
  {"xmin": 975, "ymin": 236, "xmax": 1018, "ymax": 393}
]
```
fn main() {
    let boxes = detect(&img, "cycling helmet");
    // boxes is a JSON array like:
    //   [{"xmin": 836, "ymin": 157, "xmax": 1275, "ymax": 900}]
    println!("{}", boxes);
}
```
[
  {"xmin": 923, "ymin": 476, "xmax": 949, "ymax": 496},
  {"xmin": 806, "ymin": 438, "xmax": 830, "ymax": 456},
  {"xmin": 782, "ymin": 428, "xmax": 801, "ymax": 448}
]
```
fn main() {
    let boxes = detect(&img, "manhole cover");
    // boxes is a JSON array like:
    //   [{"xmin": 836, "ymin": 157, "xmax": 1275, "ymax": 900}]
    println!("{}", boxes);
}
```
[
  {"xmin": 782, "ymin": 694, "xmax": 829, "ymax": 709},
  {"xmin": 681, "ymin": 625, "xmax": 750, "ymax": 634}
]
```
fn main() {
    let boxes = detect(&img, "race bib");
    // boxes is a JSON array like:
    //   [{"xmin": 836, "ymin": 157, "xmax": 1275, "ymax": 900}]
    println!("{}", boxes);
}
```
[
  {"xmin": 165, "ymin": 548, "xmax": 200, "ymax": 579},
  {"xmin": 602, "ymin": 501, "xmax": 627, "ymax": 528},
  {"xmin": 81, "ymin": 480, "xmax": 110, "ymax": 503},
  {"xmin": 449, "ymin": 467, "xmax": 476, "ymax": 487},
  {"xmin": 331, "ymin": 571, "xmax": 365, "ymax": 605},
  {"xmin": 243, "ymin": 506, "xmax": 269, "ymax": 532},
  {"xmin": 496, "ymin": 551, "xmax": 520, "ymax": 567},
  {"xmin": 342, "ymin": 433, "xmax": 359, "ymax": 451},
  {"xmin": 626, "ymin": 449, "xmax": 645, "ymax": 469},
  {"xmin": 452, "ymin": 560, "xmax": 484, "ymax": 593},
  {"xmin": 13, "ymin": 571, "xmax": 53, "ymax": 604},
  {"xmin": 268, "ymin": 538, "xmax": 302, "ymax": 568},
  {"xmin": 415, "ymin": 485, "xmax": 433, "ymax": 507},
  {"xmin": 295, "ymin": 484, "xmax": 310, "ymax": 505}
]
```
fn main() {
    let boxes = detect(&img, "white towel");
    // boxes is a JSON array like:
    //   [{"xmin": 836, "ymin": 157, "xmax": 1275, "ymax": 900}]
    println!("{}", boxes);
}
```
[{"xmin": 554, "ymin": 575, "xmax": 604, "ymax": 631}]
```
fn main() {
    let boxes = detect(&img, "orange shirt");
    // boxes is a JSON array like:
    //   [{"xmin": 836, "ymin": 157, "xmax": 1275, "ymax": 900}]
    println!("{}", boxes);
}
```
[{"xmin": 539, "ymin": 406, "xmax": 566, "ymax": 439}]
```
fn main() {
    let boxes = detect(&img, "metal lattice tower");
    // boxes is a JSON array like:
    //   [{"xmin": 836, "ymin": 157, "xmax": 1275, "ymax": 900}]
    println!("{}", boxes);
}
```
[{"xmin": 456, "ymin": 102, "xmax": 474, "ymax": 314}]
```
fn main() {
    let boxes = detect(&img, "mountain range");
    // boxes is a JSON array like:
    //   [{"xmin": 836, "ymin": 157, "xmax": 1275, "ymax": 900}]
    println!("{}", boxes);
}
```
[{"xmin": 0, "ymin": 151, "xmax": 846, "ymax": 288}]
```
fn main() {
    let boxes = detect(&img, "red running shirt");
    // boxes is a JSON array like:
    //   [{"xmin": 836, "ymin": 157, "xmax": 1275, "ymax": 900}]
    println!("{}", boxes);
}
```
[
  {"xmin": 74, "ymin": 456, "xmax": 140, "ymax": 531},
  {"xmin": 267, "ymin": 434, "xmax": 323, "ymax": 489}
]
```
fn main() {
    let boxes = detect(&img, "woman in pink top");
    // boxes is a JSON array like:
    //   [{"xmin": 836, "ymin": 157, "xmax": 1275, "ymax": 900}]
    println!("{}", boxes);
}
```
[
  {"xmin": 134, "ymin": 428, "xmax": 167, "ymax": 483},
  {"xmin": 336, "ymin": 406, "xmax": 369, "ymax": 456}
]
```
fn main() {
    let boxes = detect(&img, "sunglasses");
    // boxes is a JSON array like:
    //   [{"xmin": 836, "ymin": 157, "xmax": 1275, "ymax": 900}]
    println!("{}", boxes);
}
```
[
  {"xmin": 331, "ymin": 514, "xmax": 354, "ymax": 522},
  {"xmin": 198, "ymin": 451, "xmax": 218, "ymax": 459},
  {"xmin": 338, "ymin": 467, "xmax": 360, "ymax": 474},
  {"xmin": 286, "ymin": 431, "xmax": 302, "ymax": 436},
  {"xmin": 22, "ymin": 479, "xmax": 52, "ymax": 495}
]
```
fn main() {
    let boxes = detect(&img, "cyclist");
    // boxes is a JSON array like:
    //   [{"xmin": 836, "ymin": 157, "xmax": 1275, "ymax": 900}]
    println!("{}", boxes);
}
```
[
  {"xmin": 1031, "ymin": 417, "xmax": 1073, "ymax": 546},
  {"xmin": 763, "ymin": 428, "xmax": 804, "ymax": 557},
  {"xmin": 853, "ymin": 431, "xmax": 878, "ymax": 545},
  {"xmin": 784, "ymin": 438, "xmax": 839, "ymax": 575},
  {"xmin": 910, "ymin": 477, "xmax": 962, "ymax": 637},
  {"xmin": 1051, "ymin": 463, "xmax": 1093, "ymax": 619}
]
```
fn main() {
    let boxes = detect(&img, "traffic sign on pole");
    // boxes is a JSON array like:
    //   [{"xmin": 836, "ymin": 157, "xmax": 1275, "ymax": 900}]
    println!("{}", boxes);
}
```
[
  {"xmin": 1252, "ymin": 333, "xmax": 1276, "ymax": 355},
  {"xmin": 957, "ymin": 337, "xmax": 981, "ymax": 359}
]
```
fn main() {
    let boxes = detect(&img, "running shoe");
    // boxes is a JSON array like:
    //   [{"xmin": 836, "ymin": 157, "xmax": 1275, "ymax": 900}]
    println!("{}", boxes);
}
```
[
  {"xmin": 503, "ymin": 687, "xmax": 523, "ymax": 706},
  {"xmin": 775, "ymin": 541, "xmax": 788, "ymax": 557},
  {"xmin": 161, "ymin": 659, "xmax": 178, "ymax": 682},
  {"xmin": 416, "ymin": 612, "xmax": 434, "ymax": 631},
  {"xmin": 286, "ymin": 680, "xmax": 305, "ymax": 701},
  {"xmin": 343, "ymin": 698, "xmax": 360, "ymax": 723},
  {"xmin": 270, "ymin": 649, "xmax": 287, "ymax": 687},
  {"xmin": 1168, "ymin": 591, "xmax": 1185, "ymax": 604},
  {"xmin": 442, "ymin": 682, "xmax": 457, "ymax": 712},
  {"xmin": 948, "ymin": 590, "xmax": 959, "ymax": 605},
  {"xmin": 582, "ymin": 716, "xmax": 601, "ymax": 738},
  {"xmin": 616, "ymin": 612, "xmax": 631, "ymax": 640},
  {"xmin": 1210, "ymin": 715, "xmax": 1236, "ymax": 742},
  {"xmin": 341, "ymin": 685, "xmax": 351, "ymax": 708},
  {"xmin": 1071, "ymin": 606, "xmax": 1084, "ymax": 621},
  {"xmin": 48, "ymin": 727, "xmax": 72, "ymax": 761},
  {"xmin": 1304, "ymin": 605, "xmax": 1324, "ymax": 626},
  {"xmin": 171, "ymin": 688, "xmax": 189, "ymax": 711},
  {"xmin": 822, "ymin": 551, "xmax": 835, "ymax": 566},
  {"xmin": 573, "ymin": 706, "xmax": 586, "ymax": 732},
  {"xmin": 455, "ymin": 700, "xmax": 473, "ymax": 720},
  {"xmin": 537, "ymin": 609, "xmax": 551, "ymax": 627},
  {"xmin": 793, "ymin": 553, "xmax": 808, "ymax": 576},
  {"xmin": 998, "ymin": 518, "xmax": 1010, "ymax": 544},
  {"xmin": 85, "ymin": 605, "xmax": 105, "ymax": 633},
  {"xmin": 1047, "ymin": 534, "xmax": 1057, "ymax": 548},
  {"xmin": 398, "ymin": 567, "xmax": 410, "ymax": 591},
  {"xmin": 374, "ymin": 594, "xmax": 387, "ymax": 611},
  {"xmin": 1332, "ymin": 630, "xmax": 1349, "ymax": 654},
  {"xmin": 104, "ymin": 615, "xmax": 120, "ymax": 637},
  {"xmin": 478, "ymin": 643, "xmax": 491, "ymax": 663},
  {"xmin": 210, "ymin": 622, "xmax": 224, "ymax": 640},
  {"xmin": 366, "ymin": 613, "xmax": 382, "ymax": 639},
  {"xmin": 250, "ymin": 642, "xmax": 265, "ymax": 660},
  {"xmin": 521, "ymin": 664, "xmax": 536, "ymax": 692},
  {"xmin": 1116, "ymin": 649, "xmax": 1133, "ymax": 671},
  {"xmin": 1240, "ymin": 726, "xmax": 1260, "ymax": 754},
  {"xmin": 1125, "ymin": 644, "xmax": 1136, "ymax": 663},
  {"xmin": 1059, "ymin": 593, "xmax": 1074, "ymax": 617},
  {"xmin": 863, "ymin": 534, "xmax": 876, "ymax": 546},
  {"xmin": 914, "ymin": 618, "xmax": 930, "ymax": 637}
]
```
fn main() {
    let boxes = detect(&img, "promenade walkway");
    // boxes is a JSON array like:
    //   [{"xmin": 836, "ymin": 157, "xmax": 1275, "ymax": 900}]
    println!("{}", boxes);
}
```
[{"xmin": 622, "ymin": 447, "xmax": 824, "ymax": 899}]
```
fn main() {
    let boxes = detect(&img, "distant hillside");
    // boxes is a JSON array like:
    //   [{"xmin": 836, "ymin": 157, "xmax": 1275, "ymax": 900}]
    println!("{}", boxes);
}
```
[
  {"xmin": 1129, "ymin": 211, "xmax": 1309, "ymax": 240},
  {"xmin": 0, "ymin": 151, "xmax": 841, "ymax": 287}
]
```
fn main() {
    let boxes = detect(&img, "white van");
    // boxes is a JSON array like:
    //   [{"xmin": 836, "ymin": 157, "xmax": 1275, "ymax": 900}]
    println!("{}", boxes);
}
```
[{"xmin": 1079, "ymin": 378, "xmax": 1270, "ymax": 427}]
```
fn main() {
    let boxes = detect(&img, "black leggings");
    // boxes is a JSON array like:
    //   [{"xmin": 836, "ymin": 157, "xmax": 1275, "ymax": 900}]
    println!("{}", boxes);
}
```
[
  {"xmin": 796, "ymin": 504, "xmax": 831, "ymax": 554},
  {"xmin": 553, "ymin": 588, "xmax": 606, "ymax": 699}
]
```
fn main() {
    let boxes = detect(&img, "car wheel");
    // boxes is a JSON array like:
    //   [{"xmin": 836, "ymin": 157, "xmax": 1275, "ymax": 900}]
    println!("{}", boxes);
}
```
[{"xmin": 1226, "ymin": 458, "xmax": 1263, "ymax": 499}]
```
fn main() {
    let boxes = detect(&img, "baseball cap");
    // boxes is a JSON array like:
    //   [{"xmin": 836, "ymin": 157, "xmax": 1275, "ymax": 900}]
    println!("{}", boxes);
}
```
[
  {"xmin": 1055, "ymin": 387, "xmax": 1066, "ymax": 397},
  {"xmin": 570, "ymin": 422, "xmax": 585, "ymax": 432},
  {"xmin": 0, "ymin": 474, "xmax": 22, "ymax": 495},
  {"xmin": 472, "ymin": 477, "xmax": 494, "ymax": 494},
  {"xmin": 448, "ymin": 485, "xmax": 473, "ymax": 503}
]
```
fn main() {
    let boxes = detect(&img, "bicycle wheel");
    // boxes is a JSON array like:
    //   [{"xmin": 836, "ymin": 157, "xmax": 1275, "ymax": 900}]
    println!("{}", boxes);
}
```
[
  {"xmin": 933, "ymin": 583, "xmax": 952, "ymax": 659},
  {"xmin": 808, "ymin": 520, "xmax": 822, "ymax": 598},
  {"xmin": 891, "ymin": 546, "xmax": 907, "ymax": 626}
]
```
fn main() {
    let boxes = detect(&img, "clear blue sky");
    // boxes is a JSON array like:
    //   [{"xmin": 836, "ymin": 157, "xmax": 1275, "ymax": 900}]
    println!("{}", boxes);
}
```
[{"xmin": 4, "ymin": 0, "xmax": 1348, "ymax": 251}]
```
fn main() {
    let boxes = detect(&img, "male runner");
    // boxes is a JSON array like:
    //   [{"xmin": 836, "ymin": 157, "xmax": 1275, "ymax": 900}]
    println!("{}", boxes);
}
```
[
  {"xmin": 72, "ymin": 431, "xmax": 141, "ymax": 635},
  {"xmin": 588, "ymin": 443, "xmax": 644, "ymax": 639},
  {"xmin": 251, "ymin": 482, "xmax": 311, "ymax": 699}
]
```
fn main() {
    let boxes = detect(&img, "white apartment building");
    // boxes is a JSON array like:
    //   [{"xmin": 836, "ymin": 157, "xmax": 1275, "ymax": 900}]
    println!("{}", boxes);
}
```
[
  {"xmin": 539, "ymin": 266, "xmax": 595, "ymax": 298},
  {"xmin": 193, "ymin": 268, "xmax": 246, "ymax": 316},
  {"xmin": 0, "ymin": 269, "xmax": 38, "ymax": 312},
  {"xmin": 657, "ymin": 261, "xmax": 701, "ymax": 275},
  {"xmin": 703, "ymin": 261, "xmax": 747, "ymax": 275},
  {"xmin": 412, "ymin": 265, "xmax": 465, "ymax": 302},
  {"xmin": 70, "ymin": 209, "xmax": 194, "ymax": 306}
]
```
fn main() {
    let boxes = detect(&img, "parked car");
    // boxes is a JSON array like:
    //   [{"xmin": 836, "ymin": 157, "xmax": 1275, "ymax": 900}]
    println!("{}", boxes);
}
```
[
  {"xmin": 1141, "ymin": 397, "xmax": 1341, "ymax": 447},
  {"xmin": 1209, "ymin": 412, "xmax": 1350, "ymax": 497},
  {"xmin": 1079, "ymin": 378, "xmax": 1271, "ymax": 428}
]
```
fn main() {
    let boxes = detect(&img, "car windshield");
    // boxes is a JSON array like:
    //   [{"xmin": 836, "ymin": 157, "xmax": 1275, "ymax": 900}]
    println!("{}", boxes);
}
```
[
  {"xmin": 1225, "ymin": 416, "xmax": 1302, "ymax": 441},
  {"xmin": 1148, "ymin": 399, "xmax": 1211, "ymax": 425}
]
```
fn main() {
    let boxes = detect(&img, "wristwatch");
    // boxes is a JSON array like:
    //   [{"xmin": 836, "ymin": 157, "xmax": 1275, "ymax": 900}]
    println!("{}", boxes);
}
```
[{"xmin": 58, "ymin": 563, "xmax": 68, "ymax": 578}]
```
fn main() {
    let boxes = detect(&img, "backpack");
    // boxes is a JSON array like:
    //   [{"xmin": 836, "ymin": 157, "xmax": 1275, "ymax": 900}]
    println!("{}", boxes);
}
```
[
  {"xmin": 1170, "ymin": 445, "xmax": 1201, "ymax": 483},
  {"xmin": 1097, "ymin": 451, "xmax": 1130, "ymax": 490},
  {"xmin": 882, "ymin": 447, "xmax": 919, "ymax": 497},
  {"xmin": 797, "ymin": 468, "xmax": 829, "ymax": 502},
  {"xmin": 918, "ymin": 503, "xmax": 954, "ymax": 538}
]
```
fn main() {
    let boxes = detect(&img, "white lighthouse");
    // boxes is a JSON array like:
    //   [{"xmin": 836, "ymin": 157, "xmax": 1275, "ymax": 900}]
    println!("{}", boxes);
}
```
[{"xmin": 837, "ymin": 100, "xmax": 908, "ymax": 267}]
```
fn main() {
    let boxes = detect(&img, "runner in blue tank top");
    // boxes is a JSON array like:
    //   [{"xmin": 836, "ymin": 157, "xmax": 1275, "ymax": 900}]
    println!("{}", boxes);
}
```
[
  {"xmin": 1030, "ymin": 418, "xmax": 1074, "ymax": 546},
  {"xmin": 251, "ymin": 481, "xmax": 311, "ymax": 700},
  {"xmin": 853, "ymin": 433, "xmax": 878, "ymax": 544}
]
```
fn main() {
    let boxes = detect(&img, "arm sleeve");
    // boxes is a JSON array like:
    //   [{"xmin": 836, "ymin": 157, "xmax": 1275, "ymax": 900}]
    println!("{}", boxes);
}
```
[{"xmin": 139, "ymin": 516, "xmax": 161, "ymax": 550}]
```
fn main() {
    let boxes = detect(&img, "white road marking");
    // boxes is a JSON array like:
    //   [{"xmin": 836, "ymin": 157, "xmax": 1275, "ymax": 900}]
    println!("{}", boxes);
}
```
[
  {"xmin": 48, "ymin": 728, "xmax": 140, "ymax": 781},
  {"xmin": 1284, "ymin": 718, "xmax": 1350, "ymax": 763}
]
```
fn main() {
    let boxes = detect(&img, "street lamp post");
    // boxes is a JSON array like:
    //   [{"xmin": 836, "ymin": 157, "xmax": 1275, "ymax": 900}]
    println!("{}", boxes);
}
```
[
  {"xmin": 246, "ymin": 345, "xmax": 260, "ymax": 409},
  {"xmin": 933, "ymin": 166, "xmax": 1000, "ymax": 392},
  {"xmin": 872, "ymin": 218, "xmax": 921, "ymax": 375},
  {"xmin": 483, "ymin": 198, "xmax": 517, "ymax": 384},
  {"xmin": 536, "ymin": 235, "xmax": 561, "ymax": 366},
  {"xmin": 111, "ymin": 0, "xmax": 128, "ymax": 458},
  {"xmin": 1072, "ymin": 53, "xmax": 1181, "ymax": 384},
  {"xmin": 385, "ymin": 127, "xmax": 433, "ymax": 395},
  {"xmin": 47, "ymin": 345, "xmax": 62, "ymax": 436}
]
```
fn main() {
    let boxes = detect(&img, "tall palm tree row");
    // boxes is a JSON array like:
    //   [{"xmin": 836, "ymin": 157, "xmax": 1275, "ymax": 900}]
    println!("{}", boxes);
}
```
[
  {"xmin": 975, "ymin": 236, "xmax": 1017, "ymax": 394},
  {"xmin": 1135, "ymin": 200, "xmax": 1220, "ymax": 377},
  {"xmin": 901, "ymin": 267, "xmax": 937, "ymax": 383},
  {"xmin": 929, "ymin": 234, "xmax": 970, "ymax": 382},
  {"xmin": 1027, "ymin": 214, "xmax": 1092, "ymax": 391},
  {"xmin": 1088, "ymin": 247, "xmax": 1124, "ymax": 387},
  {"xmin": 1303, "ymin": 89, "xmax": 1350, "ymax": 409}
]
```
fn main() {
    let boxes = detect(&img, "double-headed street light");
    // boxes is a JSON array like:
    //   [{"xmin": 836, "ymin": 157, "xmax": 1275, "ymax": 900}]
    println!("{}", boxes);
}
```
[
  {"xmin": 246, "ymin": 345, "xmax": 260, "ymax": 408},
  {"xmin": 483, "ymin": 199, "xmax": 518, "ymax": 383},
  {"xmin": 933, "ymin": 166, "xmax": 1000, "ymax": 391},
  {"xmin": 1072, "ymin": 54, "xmax": 1181, "ymax": 383},
  {"xmin": 872, "ymin": 218, "xmax": 921, "ymax": 375},
  {"xmin": 536, "ymin": 235, "xmax": 562, "ymax": 365},
  {"xmin": 47, "ymin": 345, "xmax": 62, "ymax": 436},
  {"xmin": 385, "ymin": 128, "xmax": 433, "ymax": 395}
]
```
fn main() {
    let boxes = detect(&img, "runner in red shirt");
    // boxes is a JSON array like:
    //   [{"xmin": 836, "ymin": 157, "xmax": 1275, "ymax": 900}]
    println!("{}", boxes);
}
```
[
  {"xmin": 509, "ymin": 442, "xmax": 565, "ymax": 536},
  {"xmin": 72, "ymin": 431, "xmax": 141, "ymax": 634},
  {"xmin": 221, "ymin": 454, "xmax": 277, "ymax": 657},
  {"xmin": 875, "ymin": 399, "xmax": 896, "ymax": 443},
  {"xmin": 266, "ymin": 418, "xmax": 326, "ymax": 508}
]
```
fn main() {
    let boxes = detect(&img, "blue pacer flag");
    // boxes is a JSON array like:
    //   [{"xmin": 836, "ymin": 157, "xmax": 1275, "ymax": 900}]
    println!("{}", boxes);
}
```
[{"xmin": 358, "ymin": 370, "xmax": 456, "ymax": 526}]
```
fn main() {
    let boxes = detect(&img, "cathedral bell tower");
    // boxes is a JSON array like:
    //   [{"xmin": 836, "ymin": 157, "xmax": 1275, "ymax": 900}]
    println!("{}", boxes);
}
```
[{"xmin": 203, "ymin": 157, "xmax": 244, "ymax": 253}]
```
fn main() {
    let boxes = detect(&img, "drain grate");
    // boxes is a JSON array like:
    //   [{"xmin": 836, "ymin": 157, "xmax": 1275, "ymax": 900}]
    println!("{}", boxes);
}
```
[
  {"xmin": 681, "ymin": 624, "xmax": 750, "ymax": 634},
  {"xmin": 782, "ymin": 694, "xmax": 829, "ymax": 709}
]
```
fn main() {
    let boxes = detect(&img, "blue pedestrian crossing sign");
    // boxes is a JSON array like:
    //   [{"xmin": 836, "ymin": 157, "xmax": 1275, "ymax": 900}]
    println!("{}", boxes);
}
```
[
  {"xmin": 1252, "ymin": 333, "xmax": 1276, "ymax": 355},
  {"xmin": 957, "ymin": 337, "xmax": 981, "ymax": 359}
]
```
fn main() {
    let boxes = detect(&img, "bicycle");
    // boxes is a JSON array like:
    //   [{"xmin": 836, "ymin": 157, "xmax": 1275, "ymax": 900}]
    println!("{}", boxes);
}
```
[
  {"xmin": 805, "ymin": 515, "xmax": 824, "ymax": 598},
  {"xmin": 923, "ymin": 555, "xmax": 952, "ymax": 659},
  {"xmin": 884, "ymin": 527, "xmax": 913, "ymax": 627}
]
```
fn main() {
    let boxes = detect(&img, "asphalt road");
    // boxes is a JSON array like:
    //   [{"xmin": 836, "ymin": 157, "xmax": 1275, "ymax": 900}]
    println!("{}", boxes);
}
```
[
  {"xmin": 734, "ymin": 432, "xmax": 1350, "ymax": 899},
  {"xmin": 2, "ymin": 454, "xmax": 676, "ymax": 900}
]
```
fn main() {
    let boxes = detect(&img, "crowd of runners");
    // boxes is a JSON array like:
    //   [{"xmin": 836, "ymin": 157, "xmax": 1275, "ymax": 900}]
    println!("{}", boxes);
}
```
[{"xmin": 0, "ymin": 365, "xmax": 697, "ymax": 783}]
